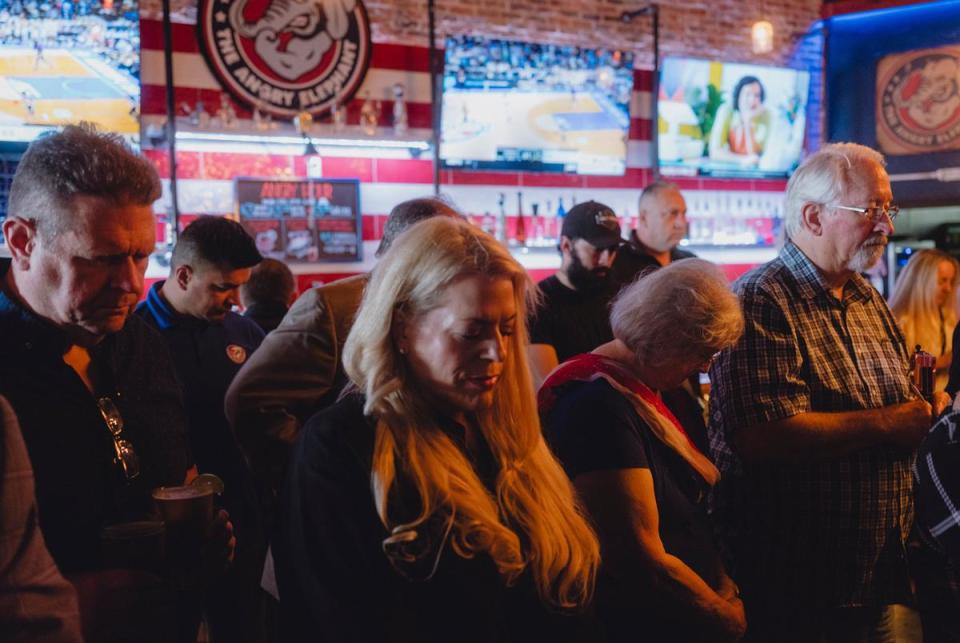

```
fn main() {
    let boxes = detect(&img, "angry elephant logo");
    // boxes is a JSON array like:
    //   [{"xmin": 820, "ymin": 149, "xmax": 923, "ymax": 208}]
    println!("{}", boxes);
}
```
[
  {"xmin": 199, "ymin": 0, "xmax": 372, "ymax": 118},
  {"xmin": 877, "ymin": 47, "xmax": 960, "ymax": 155}
]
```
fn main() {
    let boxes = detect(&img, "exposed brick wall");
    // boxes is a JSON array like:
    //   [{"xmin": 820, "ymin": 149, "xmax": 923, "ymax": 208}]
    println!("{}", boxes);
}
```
[{"xmin": 364, "ymin": 0, "xmax": 822, "ymax": 69}]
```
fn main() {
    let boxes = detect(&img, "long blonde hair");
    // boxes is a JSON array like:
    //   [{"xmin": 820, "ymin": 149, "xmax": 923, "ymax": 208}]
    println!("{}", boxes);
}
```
[
  {"xmin": 343, "ymin": 217, "xmax": 599, "ymax": 608},
  {"xmin": 890, "ymin": 248, "xmax": 959, "ymax": 357}
]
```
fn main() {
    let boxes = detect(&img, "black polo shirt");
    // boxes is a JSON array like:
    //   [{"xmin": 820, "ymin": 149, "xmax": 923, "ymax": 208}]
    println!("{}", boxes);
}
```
[
  {"xmin": 529, "ymin": 275, "xmax": 616, "ymax": 363},
  {"xmin": 0, "ymin": 261, "xmax": 192, "ymax": 573},
  {"xmin": 135, "ymin": 282, "xmax": 264, "ymax": 540},
  {"xmin": 611, "ymin": 236, "xmax": 696, "ymax": 287}
]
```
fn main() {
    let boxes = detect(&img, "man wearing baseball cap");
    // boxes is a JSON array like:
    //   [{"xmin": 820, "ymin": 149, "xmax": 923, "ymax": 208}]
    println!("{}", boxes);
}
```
[{"xmin": 528, "ymin": 200, "xmax": 622, "ymax": 386}]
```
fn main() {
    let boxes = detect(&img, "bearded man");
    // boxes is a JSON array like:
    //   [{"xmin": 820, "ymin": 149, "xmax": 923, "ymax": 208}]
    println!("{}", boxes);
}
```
[{"xmin": 527, "ymin": 201, "xmax": 622, "ymax": 385}]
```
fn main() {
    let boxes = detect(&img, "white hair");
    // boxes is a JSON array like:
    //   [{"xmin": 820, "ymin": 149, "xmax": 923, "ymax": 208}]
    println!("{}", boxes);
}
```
[
  {"xmin": 611, "ymin": 258, "xmax": 743, "ymax": 369},
  {"xmin": 783, "ymin": 143, "xmax": 885, "ymax": 240}
]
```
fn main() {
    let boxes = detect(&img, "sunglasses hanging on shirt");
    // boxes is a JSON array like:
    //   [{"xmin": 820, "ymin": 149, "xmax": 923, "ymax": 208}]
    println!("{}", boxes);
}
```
[{"xmin": 97, "ymin": 396, "xmax": 141, "ymax": 481}]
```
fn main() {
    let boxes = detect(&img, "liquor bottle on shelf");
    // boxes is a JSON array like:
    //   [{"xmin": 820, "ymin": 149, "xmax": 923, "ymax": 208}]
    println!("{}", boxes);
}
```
[
  {"xmin": 515, "ymin": 191, "xmax": 527, "ymax": 247},
  {"xmin": 555, "ymin": 197, "xmax": 566, "ymax": 243},
  {"xmin": 331, "ymin": 96, "xmax": 347, "ymax": 132},
  {"xmin": 360, "ymin": 93, "xmax": 380, "ymax": 136},
  {"xmin": 482, "ymin": 211, "xmax": 496, "ymax": 237},
  {"xmin": 496, "ymin": 193, "xmax": 507, "ymax": 245},
  {"xmin": 531, "ymin": 202, "xmax": 546, "ymax": 246},
  {"xmin": 392, "ymin": 83, "xmax": 408, "ymax": 135},
  {"xmin": 195, "ymin": 101, "xmax": 210, "ymax": 128},
  {"xmin": 545, "ymin": 199, "xmax": 554, "ymax": 243}
]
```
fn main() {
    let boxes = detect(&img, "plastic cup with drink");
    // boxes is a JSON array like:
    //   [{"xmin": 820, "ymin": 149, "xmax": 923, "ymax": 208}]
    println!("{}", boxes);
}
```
[{"xmin": 151, "ymin": 474, "xmax": 223, "ymax": 589}]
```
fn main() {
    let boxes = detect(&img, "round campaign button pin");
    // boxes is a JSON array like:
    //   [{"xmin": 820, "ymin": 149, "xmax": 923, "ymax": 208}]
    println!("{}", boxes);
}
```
[{"xmin": 226, "ymin": 344, "xmax": 248, "ymax": 364}]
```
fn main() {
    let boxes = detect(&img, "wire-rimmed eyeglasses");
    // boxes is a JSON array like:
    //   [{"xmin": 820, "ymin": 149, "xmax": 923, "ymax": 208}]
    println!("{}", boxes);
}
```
[
  {"xmin": 833, "ymin": 203, "xmax": 900, "ymax": 223},
  {"xmin": 97, "ymin": 396, "xmax": 140, "ymax": 481}
]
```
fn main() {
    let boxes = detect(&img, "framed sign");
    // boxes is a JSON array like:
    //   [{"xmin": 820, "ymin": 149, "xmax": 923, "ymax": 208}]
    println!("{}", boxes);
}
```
[{"xmin": 235, "ymin": 177, "xmax": 363, "ymax": 263}]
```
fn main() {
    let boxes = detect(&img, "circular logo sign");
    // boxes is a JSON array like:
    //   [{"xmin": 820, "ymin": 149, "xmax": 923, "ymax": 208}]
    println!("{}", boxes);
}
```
[
  {"xmin": 878, "ymin": 52, "xmax": 960, "ymax": 153},
  {"xmin": 198, "ymin": 0, "xmax": 373, "ymax": 118}
]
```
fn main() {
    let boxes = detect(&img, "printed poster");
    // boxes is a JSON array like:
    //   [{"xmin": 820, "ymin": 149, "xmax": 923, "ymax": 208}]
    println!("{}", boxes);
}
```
[{"xmin": 876, "ymin": 46, "xmax": 960, "ymax": 155}]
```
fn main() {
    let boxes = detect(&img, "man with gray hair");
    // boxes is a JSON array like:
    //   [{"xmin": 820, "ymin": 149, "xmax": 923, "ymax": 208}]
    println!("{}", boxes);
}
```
[
  {"xmin": 225, "ymin": 196, "xmax": 461, "ymax": 494},
  {"xmin": 612, "ymin": 180, "xmax": 694, "ymax": 285},
  {"xmin": 708, "ymin": 143, "xmax": 949, "ymax": 640},
  {"xmin": 0, "ymin": 124, "xmax": 229, "ymax": 639}
]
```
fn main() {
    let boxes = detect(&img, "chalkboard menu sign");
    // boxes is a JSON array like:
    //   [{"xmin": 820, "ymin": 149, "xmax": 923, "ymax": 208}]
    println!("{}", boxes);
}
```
[{"xmin": 235, "ymin": 177, "xmax": 363, "ymax": 263}]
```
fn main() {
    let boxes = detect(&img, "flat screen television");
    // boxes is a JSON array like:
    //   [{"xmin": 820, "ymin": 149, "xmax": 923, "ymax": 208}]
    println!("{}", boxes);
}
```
[
  {"xmin": 440, "ymin": 35, "xmax": 634, "ymax": 175},
  {"xmin": 0, "ymin": 0, "xmax": 140, "ymax": 145},
  {"xmin": 658, "ymin": 57, "xmax": 810, "ymax": 178}
]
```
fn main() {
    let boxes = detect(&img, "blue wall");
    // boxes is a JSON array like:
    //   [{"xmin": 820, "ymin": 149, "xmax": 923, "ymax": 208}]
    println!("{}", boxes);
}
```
[{"xmin": 827, "ymin": 0, "xmax": 960, "ymax": 206}]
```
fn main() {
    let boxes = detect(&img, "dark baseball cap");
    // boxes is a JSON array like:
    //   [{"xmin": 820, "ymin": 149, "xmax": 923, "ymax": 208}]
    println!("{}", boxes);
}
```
[{"xmin": 561, "ymin": 201, "xmax": 623, "ymax": 248}]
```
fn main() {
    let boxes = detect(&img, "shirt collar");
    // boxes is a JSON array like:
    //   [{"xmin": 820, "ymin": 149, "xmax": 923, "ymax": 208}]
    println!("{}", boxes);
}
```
[
  {"xmin": 780, "ymin": 241, "xmax": 875, "ymax": 306},
  {"xmin": 628, "ymin": 231, "xmax": 688, "ymax": 264},
  {"xmin": 0, "ymin": 258, "xmax": 74, "ymax": 354},
  {"xmin": 143, "ymin": 281, "xmax": 184, "ymax": 330}
]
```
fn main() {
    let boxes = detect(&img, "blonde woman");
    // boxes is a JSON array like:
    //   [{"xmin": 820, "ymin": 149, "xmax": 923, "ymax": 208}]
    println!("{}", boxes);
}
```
[
  {"xmin": 890, "ymin": 248, "xmax": 959, "ymax": 394},
  {"xmin": 276, "ymin": 217, "xmax": 600, "ymax": 642}
]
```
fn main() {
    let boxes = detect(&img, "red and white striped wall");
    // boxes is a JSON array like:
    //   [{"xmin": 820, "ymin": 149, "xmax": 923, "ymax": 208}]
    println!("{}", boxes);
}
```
[{"xmin": 140, "ymin": 18, "xmax": 782, "ymax": 285}]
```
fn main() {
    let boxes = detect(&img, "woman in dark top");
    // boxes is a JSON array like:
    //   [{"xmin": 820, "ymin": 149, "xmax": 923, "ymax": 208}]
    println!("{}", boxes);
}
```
[
  {"xmin": 276, "ymin": 216, "xmax": 600, "ymax": 642},
  {"xmin": 540, "ymin": 259, "xmax": 746, "ymax": 643}
]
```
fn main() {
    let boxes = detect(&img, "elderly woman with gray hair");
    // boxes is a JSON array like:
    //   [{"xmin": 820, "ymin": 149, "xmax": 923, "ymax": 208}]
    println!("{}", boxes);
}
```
[{"xmin": 539, "ymin": 258, "xmax": 747, "ymax": 643}]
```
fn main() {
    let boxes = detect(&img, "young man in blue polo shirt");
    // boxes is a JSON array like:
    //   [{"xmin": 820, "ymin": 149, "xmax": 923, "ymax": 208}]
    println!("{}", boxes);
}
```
[{"xmin": 136, "ymin": 215, "xmax": 265, "ymax": 643}]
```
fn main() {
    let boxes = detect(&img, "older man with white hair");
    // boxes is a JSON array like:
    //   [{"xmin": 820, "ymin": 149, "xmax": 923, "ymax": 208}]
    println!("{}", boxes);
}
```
[{"xmin": 708, "ymin": 143, "xmax": 949, "ymax": 641}]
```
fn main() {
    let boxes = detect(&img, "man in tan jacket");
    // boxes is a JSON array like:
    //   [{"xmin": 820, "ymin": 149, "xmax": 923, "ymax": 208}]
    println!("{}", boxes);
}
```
[{"xmin": 225, "ymin": 197, "xmax": 460, "ymax": 493}]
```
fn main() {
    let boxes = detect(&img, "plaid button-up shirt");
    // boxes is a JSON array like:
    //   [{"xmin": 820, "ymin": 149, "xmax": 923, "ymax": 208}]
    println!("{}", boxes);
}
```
[{"xmin": 708, "ymin": 241, "xmax": 915, "ymax": 616}]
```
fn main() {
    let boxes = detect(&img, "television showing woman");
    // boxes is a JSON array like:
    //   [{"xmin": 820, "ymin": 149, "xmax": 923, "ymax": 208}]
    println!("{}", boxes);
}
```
[
  {"xmin": 275, "ymin": 216, "xmax": 600, "ymax": 642},
  {"xmin": 709, "ymin": 75, "xmax": 771, "ymax": 168}
]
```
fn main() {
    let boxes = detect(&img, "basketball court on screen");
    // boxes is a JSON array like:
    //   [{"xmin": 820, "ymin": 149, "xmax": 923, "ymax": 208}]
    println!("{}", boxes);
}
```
[
  {"xmin": 441, "ymin": 90, "xmax": 628, "ymax": 169},
  {"xmin": 0, "ymin": 48, "xmax": 138, "ymax": 136}
]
